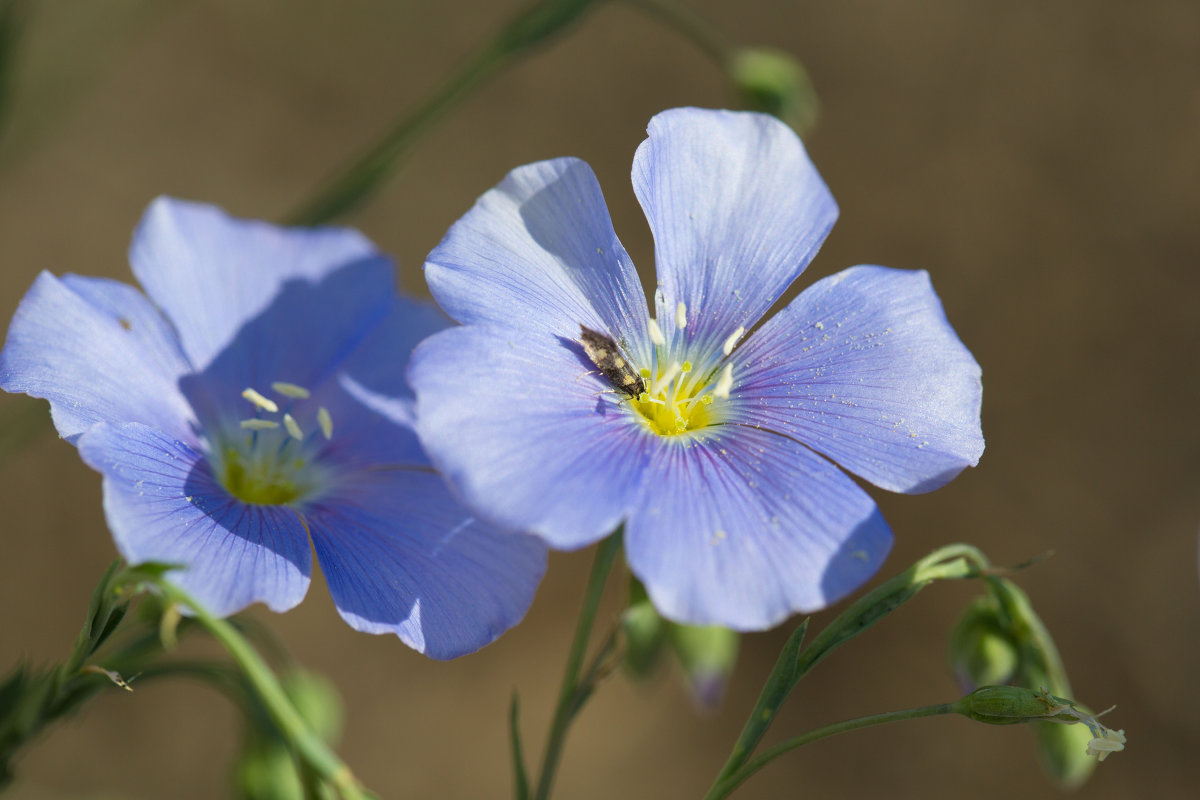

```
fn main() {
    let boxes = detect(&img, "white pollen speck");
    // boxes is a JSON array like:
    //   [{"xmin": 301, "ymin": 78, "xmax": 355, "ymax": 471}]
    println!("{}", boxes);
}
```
[
  {"xmin": 283, "ymin": 413, "xmax": 303, "ymax": 440},
  {"xmin": 711, "ymin": 530, "xmax": 727, "ymax": 545},
  {"xmin": 647, "ymin": 317, "xmax": 666, "ymax": 346},
  {"xmin": 242, "ymin": 388, "xmax": 278, "ymax": 413},
  {"xmin": 722, "ymin": 326, "xmax": 745, "ymax": 356},
  {"xmin": 675, "ymin": 301, "xmax": 687, "ymax": 329},
  {"xmin": 272, "ymin": 381, "xmax": 311, "ymax": 399},
  {"xmin": 714, "ymin": 364, "xmax": 734, "ymax": 399},
  {"xmin": 240, "ymin": 419, "xmax": 280, "ymax": 431},
  {"xmin": 318, "ymin": 407, "xmax": 333, "ymax": 439},
  {"xmin": 814, "ymin": 321, "xmax": 825, "ymax": 330}
]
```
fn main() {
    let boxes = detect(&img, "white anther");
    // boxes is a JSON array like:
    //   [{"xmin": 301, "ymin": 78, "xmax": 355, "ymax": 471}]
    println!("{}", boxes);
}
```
[
  {"xmin": 675, "ymin": 301, "xmax": 687, "ymax": 329},
  {"xmin": 272, "ymin": 381, "xmax": 311, "ymax": 399},
  {"xmin": 240, "ymin": 419, "xmax": 280, "ymax": 431},
  {"xmin": 722, "ymin": 326, "xmax": 745, "ymax": 356},
  {"xmin": 713, "ymin": 364, "xmax": 734, "ymax": 399},
  {"xmin": 241, "ymin": 388, "xmax": 279, "ymax": 413},
  {"xmin": 317, "ymin": 407, "xmax": 333, "ymax": 439},
  {"xmin": 282, "ymin": 413, "xmax": 303, "ymax": 440},
  {"xmin": 647, "ymin": 317, "xmax": 666, "ymax": 346}
]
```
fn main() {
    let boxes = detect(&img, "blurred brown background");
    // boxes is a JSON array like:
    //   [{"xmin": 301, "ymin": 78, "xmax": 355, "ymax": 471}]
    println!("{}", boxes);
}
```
[{"xmin": 0, "ymin": 1, "xmax": 1196, "ymax": 797}]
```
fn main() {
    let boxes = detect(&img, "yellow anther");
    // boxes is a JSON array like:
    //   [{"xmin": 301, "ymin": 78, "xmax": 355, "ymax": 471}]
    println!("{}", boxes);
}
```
[
  {"xmin": 647, "ymin": 317, "xmax": 666, "ymax": 346},
  {"xmin": 714, "ymin": 364, "xmax": 734, "ymax": 399},
  {"xmin": 240, "ymin": 419, "xmax": 280, "ymax": 431},
  {"xmin": 317, "ymin": 407, "xmax": 333, "ymax": 439},
  {"xmin": 241, "ymin": 388, "xmax": 279, "ymax": 413},
  {"xmin": 282, "ymin": 413, "xmax": 303, "ymax": 440},
  {"xmin": 272, "ymin": 381, "xmax": 311, "ymax": 399},
  {"xmin": 680, "ymin": 360, "xmax": 693, "ymax": 373},
  {"xmin": 722, "ymin": 326, "xmax": 745, "ymax": 356},
  {"xmin": 675, "ymin": 301, "xmax": 687, "ymax": 329}
]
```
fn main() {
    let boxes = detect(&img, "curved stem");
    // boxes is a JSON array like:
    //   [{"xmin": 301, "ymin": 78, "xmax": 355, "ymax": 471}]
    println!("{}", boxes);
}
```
[
  {"xmin": 704, "ymin": 703, "xmax": 957, "ymax": 800},
  {"xmin": 532, "ymin": 531, "xmax": 623, "ymax": 800},
  {"xmin": 152, "ymin": 580, "xmax": 369, "ymax": 800},
  {"xmin": 620, "ymin": 0, "xmax": 734, "ymax": 63}
]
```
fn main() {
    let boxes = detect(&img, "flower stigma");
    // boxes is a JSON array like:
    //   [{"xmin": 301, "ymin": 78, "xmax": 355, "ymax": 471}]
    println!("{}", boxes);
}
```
[
  {"xmin": 213, "ymin": 381, "xmax": 335, "ymax": 505},
  {"xmin": 624, "ymin": 314, "xmax": 739, "ymax": 437}
]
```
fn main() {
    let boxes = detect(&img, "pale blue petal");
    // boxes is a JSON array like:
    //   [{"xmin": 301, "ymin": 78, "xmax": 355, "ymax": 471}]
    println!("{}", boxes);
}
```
[
  {"xmin": 0, "ymin": 272, "xmax": 195, "ymax": 443},
  {"xmin": 625, "ymin": 425, "xmax": 891, "ymax": 630},
  {"xmin": 177, "ymin": 258, "xmax": 398, "ymax": 429},
  {"xmin": 77, "ymin": 422, "xmax": 313, "ymax": 617},
  {"xmin": 631, "ymin": 108, "xmax": 837, "ymax": 360},
  {"xmin": 425, "ymin": 158, "xmax": 652, "ymax": 363},
  {"xmin": 305, "ymin": 471, "xmax": 547, "ymax": 659},
  {"xmin": 408, "ymin": 324, "xmax": 651, "ymax": 549},
  {"xmin": 129, "ymin": 196, "xmax": 393, "ymax": 373},
  {"xmin": 732, "ymin": 266, "xmax": 984, "ymax": 493}
]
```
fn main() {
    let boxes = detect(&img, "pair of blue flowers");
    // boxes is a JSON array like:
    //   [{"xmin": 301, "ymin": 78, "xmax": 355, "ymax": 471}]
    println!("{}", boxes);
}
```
[{"xmin": 0, "ymin": 108, "xmax": 983, "ymax": 659}]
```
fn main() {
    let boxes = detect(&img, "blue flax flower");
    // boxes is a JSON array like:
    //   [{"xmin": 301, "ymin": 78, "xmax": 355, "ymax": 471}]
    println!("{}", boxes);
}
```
[
  {"xmin": 408, "ymin": 108, "xmax": 984, "ymax": 629},
  {"xmin": 0, "ymin": 197, "xmax": 545, "ymax": 658}
]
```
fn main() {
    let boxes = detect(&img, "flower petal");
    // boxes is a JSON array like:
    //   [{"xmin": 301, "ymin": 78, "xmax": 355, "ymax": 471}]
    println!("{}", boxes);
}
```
[
  {"xmin": 424, "ymin": 158, "xmax": 651, "ymax": 362},
  {"xmin": 631, "ymin": 108, "xmax": 837, "ymax": 359},
  {"xmin": 130, "ymin": 196, "xmax": 394, "ymax": 373},
  {"xmin": 408, "ymin": 324, "xmax": 651, "ymax": 549},
  {"xmin": 625, "ymin": 425, "xmax": 892, "ymax": 630},
  {"xmin": 0, "ymin": 272, "xmax": 195, "ymax": 443},
  {"xmin": 177, "ymin": 257, "xmax": 400, "ymax": 429},
  {"xmin": 732, "ymin": 266, "xmax": 984, "ymax": 493},
  {"xmin": 77, "ymin": 422, "xmax": 313, "ymax": 617},
  {"xmin": 305, "ymin": 470, "xmax": 547, "ymax": 659},
  {"xmin": 315, "ymin": 294, "xmax": 450, "ymax": 457}
]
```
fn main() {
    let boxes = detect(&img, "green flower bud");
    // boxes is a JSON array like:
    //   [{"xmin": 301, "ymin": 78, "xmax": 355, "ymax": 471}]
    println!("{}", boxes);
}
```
[
  {"xmin": 1033, "ymin": 718, "xmax": 1098, "ymax": 790},
  {"xmin": 956, "ymin": 686, "xmax": 1125, "ymax": 781},
  {"xmin": 621, "ymin": 597, "xmax": 667, "ymax": 678},
  {"xmin": 727, "ymin": 47, "xmax": 819, "ymax": 136},
  {"xmin": 668, "ymin": 623, "xmax": 738, "ymax": 710},
  {"xmin": 281, "ymin": 670, "xmax": 343, "ymax": 744},
  {"xmin": 948, "ymin": 596, "xmax": 1020, "ymax": 691}
]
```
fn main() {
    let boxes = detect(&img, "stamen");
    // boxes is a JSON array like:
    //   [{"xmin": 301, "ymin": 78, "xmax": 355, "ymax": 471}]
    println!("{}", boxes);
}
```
[
  {"xmin": 282, "ymin": 413, "xmax": 304, "ymax": 440},
  {"xmin": 647, "ymin": 317, "xmax": 666, "ymax": 346},
  {"xmin": 680, "ymin": 361, "xmax": 692, "ymax": 373},
  {"xmin": 240, "ymin": 419, "xmax": 280, "ymax": 431},
  {"xmin": 653, "ymin": 361, "xmax": 683, "ymax": 394},
  {"xmin": 242, "ymin": 388, "xmax": 279, "ymax": 413},
  {"xmin": 675, "ymin": 301, "xmax": 687, "ymax": 329},
  {"xmin": 317, "ymin": 407, "xmax": 333, "ymax": 439},
  {"xmin": 272, "ymin": 381, "xmax": 311, "ymax": 399},
  {"xmin": 713, "ymin": 364, "xmax": 734, "ymax": 399},
  {"xmin": 722, "ymin": 326, "xmax": 745, "ymax": 356}
]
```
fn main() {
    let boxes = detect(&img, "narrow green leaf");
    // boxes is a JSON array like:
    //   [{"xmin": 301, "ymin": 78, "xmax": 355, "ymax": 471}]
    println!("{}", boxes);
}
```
[
  {"xmin": 713, "ymin": 618, "xmax": 808, "ymax": 781},
  {"xmin": 509, "ymin": 692, "xmax": 530, "ymax": 800}
]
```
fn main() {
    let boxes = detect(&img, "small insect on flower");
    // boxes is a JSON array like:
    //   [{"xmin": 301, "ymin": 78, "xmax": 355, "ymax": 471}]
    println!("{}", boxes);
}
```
[{"xmin": 579, "ymin": 324, "xmax": 645, "ymax": 398}]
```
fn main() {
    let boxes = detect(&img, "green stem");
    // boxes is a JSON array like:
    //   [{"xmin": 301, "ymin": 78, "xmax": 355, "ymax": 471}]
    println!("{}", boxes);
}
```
[
  {"xmin": 286, "ymin": 0, "xmax": 599, "ymax": 226},
  {"xmin": 152, "ymin": 580, "xmax": 368, "ymax": 800},
  {"xmin": 532, "ymin": 531, "xmax": 622, "ymax": 800},
  {"xmin": 620, "ymin": 0, "xmax": 734, "ymax": 63},
  {"xmin": 704, "ymin": 703, "xmax": 957, "ymax": 800}
]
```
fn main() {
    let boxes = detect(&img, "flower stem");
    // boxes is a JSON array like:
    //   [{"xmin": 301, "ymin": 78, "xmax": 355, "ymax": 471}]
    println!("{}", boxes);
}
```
[
  {"xmin": 286, "ymin": 0, "xmax": 600, "ymax": 226},
  {"xmin": 152, "ymin": 580, "xmax": 370, "ymax": 800},
  {"xmin": 532, "ymin": 530, "xmax": 623, "ymax": 800},
  {"xmin": 703, "ymin": 703, "xmax": 958, "ymax": 800}
]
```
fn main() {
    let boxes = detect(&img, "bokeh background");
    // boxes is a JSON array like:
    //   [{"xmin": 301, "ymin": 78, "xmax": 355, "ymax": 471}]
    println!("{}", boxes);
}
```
[{"xmin": 0, "ymin": 1, "xmax": 1196, "ymax": 797}]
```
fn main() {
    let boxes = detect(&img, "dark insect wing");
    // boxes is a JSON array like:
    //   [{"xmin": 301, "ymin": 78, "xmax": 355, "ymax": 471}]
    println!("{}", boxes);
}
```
[{"xmin": 578, "ymin": 325, "xmax": 646, "ymax": 398}]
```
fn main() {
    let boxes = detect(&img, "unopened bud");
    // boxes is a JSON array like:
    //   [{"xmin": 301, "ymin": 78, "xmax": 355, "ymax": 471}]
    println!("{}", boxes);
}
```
[
  {"xmin": 727, "ymin": 48, "xmax": 819, "ymax": 136},
  {"xmin": 669, "ymin": 623, "xmax": 738, "ymax": 710},
  {"xmin": 948, "ymin": 596, "xmax": 1019, "ymax": 692},
  {"xmin": 621, "ymin": 598, "xmax": 667, "ymax": 678}
]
